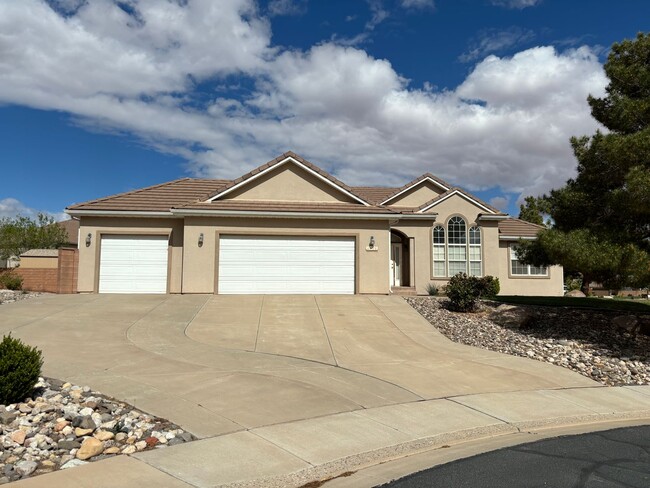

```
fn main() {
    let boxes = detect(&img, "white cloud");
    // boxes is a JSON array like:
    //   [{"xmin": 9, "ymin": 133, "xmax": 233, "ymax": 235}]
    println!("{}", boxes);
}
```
[
  {"xmin": 400, "ymin": 0, "xmax": 435, "ymax": 9},
  {"xmin": 267, "ymin": 0, "xmax": 308, "ymax": 17},
  {"xmin": 0, "ymin": 1, "xmax": 607, "ymax": 205},
  {"xmin": 491, "ymin": 0, "xmax": 541, "ymax": 9},
  {"xmin": 0, "ymin": 198, "xmax": 66, "ymax": 221},
  {"xmin": 489, "ymin": 196, "xmax": 510, "ymax": 212},
  {"xmin": 459, "ymin": 27, "xmax": 535, "ymax": 62}
]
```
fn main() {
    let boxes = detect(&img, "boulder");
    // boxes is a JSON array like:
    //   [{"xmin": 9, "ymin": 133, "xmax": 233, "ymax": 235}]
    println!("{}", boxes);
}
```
[
  {"xmin": 14, "ymin": 460, "xmax": 37, "ymax": 477},
  {"xmin": 612, "ymin": 315, "xmax": 639, "ymax": 334},
  {"xmin": 565, "ymin": 290, "xmax": 586, "ymax": 297},
  {"xmin": 0, "ymin": 410, "xmax": 18, "ymax": 425},
  {"xmin": 76, "ymin": 437, "xmax": 104, "ymax": 460},
  {"xmin": 488, "ymin": 304, "xmax": 535, "ymax": 329}
]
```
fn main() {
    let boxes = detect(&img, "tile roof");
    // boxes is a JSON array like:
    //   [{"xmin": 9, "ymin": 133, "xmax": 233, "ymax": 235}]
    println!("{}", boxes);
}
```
[
  {"xmin": 176, "ymin": 200, "xmax": 397, "ymax": 214},
  {"xmin": 67, "ymin": 178, "xmax": 230, "ymax": 212},
  {"xmin": 498, "ymin": 218, "xmax": 545, "ymax": 238},
  {"xmin": 379, "ymin": 173, "xmax": 451, "ymax": 204},
  {"xmin": 351, "ymin": 187, "xmax": 399, "ymax": 204}
]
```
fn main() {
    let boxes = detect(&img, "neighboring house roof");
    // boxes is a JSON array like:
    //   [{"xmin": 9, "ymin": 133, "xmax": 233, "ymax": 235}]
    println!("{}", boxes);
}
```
[
  {"xmin": 67, "ymin": 178, "xmax": 230, "ymax": 212},
  {"xmin": 418, "ymin": 187, "xmax": 503, "ymax": 215},
  {"xmin": 379, "ymin": 173, "xmax": 451, "ymax": 205},
  {"xmin": 57, "ymin": 218, "xmax": 79, "ymax": 245},
  {"xmin": 21, "ymin": 249, "xmax": 59, "ymax": 257},
  {"xmin": 498, "ymin": 218, "xmax": 546, "ymax": 238}
]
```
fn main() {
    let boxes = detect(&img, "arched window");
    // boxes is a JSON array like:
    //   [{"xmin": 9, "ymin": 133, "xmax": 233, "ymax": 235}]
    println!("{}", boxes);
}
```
[
  {"xmin": 447, "ymin": 216, "xmax": 467, "ymax": 275},
  {"xmin": 468, "ymin": 226, "xmax": 481, "ymax": 276},
  {"xmin": 432, "ymin": 218, "xmax": 483, "ymax": 278},
  {"xmin": 432, "ymin": 225, "xmax": 445, "ymax": 277}
]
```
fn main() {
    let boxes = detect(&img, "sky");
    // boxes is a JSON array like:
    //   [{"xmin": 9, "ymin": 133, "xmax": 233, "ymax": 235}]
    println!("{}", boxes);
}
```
[{"xmin": 0, "ymin": 0, "xmax": 648, "ymax": 219}]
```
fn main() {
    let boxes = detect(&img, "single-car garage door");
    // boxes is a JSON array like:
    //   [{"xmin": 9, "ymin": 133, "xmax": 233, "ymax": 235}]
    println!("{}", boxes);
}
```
[
  {"xmin": 218, "ymin": 235, "xmax": 355, "ymax": 294},
  {"xmin": 99, "ymin": 235, "xmax": 169, "ymax": 293}
]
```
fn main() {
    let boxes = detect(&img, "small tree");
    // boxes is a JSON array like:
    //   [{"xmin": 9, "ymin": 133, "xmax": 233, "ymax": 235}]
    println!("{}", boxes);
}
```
[{"xmin": 0, "ymin": 213, "xmax": 68, "ymax": 261}]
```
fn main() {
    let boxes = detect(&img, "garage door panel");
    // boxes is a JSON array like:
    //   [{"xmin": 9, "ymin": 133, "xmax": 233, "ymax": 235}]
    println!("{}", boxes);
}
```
[
  {"xmin": 219, "ymin": 236, "xmax": 355, "ymax": 295},
  {"xmin": 99, "ymin": 235, "xmax": 168, "ymax": 294}
]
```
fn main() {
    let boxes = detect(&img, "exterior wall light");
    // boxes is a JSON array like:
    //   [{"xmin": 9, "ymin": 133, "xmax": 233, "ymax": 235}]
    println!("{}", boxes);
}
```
[
  {"xmin": 198, "ymin": 233, "xmax": 204, "ymax": 247},
  {"xmin": 369, "ymin": 236, "xmax": 375, "ymax": 249},
  {"xmin": 85, "ymin": 233, "xmax": 92, "ymax": 247}
]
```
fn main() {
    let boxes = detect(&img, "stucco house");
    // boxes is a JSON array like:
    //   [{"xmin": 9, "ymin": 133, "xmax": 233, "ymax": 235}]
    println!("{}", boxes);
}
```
[{"xmin": 65, "ymin": 152, "xmax": 561, "ymax": 296}]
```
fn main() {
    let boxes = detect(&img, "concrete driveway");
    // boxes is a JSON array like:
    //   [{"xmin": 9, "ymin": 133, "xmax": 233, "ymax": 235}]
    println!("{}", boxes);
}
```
[{"xmin": 1, "ymin": 294, "xmax": 595, "ymax": 438}]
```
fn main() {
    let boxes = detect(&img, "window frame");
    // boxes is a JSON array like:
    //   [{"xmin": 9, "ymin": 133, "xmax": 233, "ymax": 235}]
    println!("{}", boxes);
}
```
[
  {"xmin": 430, "ymin": 216, "xmax": 483, "ymax": 279},
  {"xmin": 509, "ymin": 245, "xmax": 548, "ymax": 277}
]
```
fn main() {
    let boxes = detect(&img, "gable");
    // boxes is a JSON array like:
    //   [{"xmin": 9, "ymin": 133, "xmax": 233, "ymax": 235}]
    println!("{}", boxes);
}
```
[
  {"xmin": 221, "ymin": 162, "xmax": 360, "ymax": 204},
  {"xmin": 420, "ymin": 191, "xmax": 494, "ymax": 221},
  {"xmin": 387, "ymin": 180, "xmax": 446, "ymax": 208}
]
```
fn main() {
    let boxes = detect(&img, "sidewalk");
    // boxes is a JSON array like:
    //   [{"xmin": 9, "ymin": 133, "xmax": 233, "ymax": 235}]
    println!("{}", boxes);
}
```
[{"xmin": 14, "ymin": 385, "xmax": 650, "ymax": 488}]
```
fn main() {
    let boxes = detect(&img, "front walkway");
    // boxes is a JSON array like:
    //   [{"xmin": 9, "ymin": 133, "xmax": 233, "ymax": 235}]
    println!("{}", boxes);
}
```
[{"xmin": 3, "ymin": 294, "xmax": 649, "ymax": 487}]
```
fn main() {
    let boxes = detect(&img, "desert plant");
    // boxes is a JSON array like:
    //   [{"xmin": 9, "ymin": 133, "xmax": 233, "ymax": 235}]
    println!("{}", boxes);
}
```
[
  {"xmin": 425, "ymin": 283, "xmax": 438, "ymax": 296},
  {"xmin": 446, "ymin": 273, "xmax": 500, "ymax": 312},
  {"xmin": 0, "ymin": 272, "xmax": 23, "ymax": 291},
  {"xmin": 0, "ymin": 335, "xmax": 43, "ymax": 404}
]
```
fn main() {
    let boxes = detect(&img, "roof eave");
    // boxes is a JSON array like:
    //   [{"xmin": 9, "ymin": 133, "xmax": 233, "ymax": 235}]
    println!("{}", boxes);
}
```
[
  {"xmin": 171, "ymin": 208, "xmax": 399, "ymax": 220},
  {"xmin": 66, "ymin": 209, "xmax": 174, "ymax": 218}
]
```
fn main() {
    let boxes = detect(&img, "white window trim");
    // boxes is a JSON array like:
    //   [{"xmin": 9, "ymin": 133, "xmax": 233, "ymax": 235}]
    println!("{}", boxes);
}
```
[
  {"xmin": 509, "ymin": 245, "xmax": 548, "ymax": 276},
  {"xmin": 432, "ymin": 218, "xmax": 485, "ymax": 278},
  {"xmin": 469, "ymin": 226, "xmax": 482, "ymax": 277}
]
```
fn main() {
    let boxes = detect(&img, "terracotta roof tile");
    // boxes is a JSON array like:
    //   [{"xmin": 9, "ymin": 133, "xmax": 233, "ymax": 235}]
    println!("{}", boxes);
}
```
[
  {"xmin": 351, "ymin": 187, "xmax": 399, "ymax": 204},
  {"xmin": 176, "ymin": 200, "xmax": 397, "ymax": 214},
  {"xmin": 498, "ymin": 218, "xmax": 545, "ymax": 238},
  {"xmin": 67, "ymin": 178, "xmax": 230, "ymax": 212}
]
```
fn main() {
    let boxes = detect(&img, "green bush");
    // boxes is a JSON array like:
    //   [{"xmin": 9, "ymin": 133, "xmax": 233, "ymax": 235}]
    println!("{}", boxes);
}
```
[
  {"xmin": 0, "ymin": 272, "xmax": 22, "ymax": 291},
  {"xmin": 425, "ymin": 283, "xmax": 439, "ymax": 296},
  {"xmin": 0, "ymin": 335, "xmax": 43, "ymax": 404},
  {"xmin": 565, "ymin": 276, "xmax": 582, "ymax": 292},
  {"xmin": 446, "ymin": 273, "xmax": 500, "ymax": 312}
]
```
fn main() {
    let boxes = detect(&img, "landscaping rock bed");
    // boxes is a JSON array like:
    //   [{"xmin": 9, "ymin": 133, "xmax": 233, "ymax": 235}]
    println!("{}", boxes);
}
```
[
  {"xmin": 0, "ymin": 377, "xmax": 194, "ymax": 484},
  {"xmin": 0, "ymin": 290, "xmax": 43, "ymax": 306},
  {"xmin": 406, "ymin": 297, "xmax": 650, "ymax": 387}
]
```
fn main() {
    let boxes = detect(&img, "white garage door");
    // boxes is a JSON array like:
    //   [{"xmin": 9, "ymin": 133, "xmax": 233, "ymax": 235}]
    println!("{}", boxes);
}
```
[
  {"xmin": 218, "ymin": 235, "xmax": 355, "ymax": 294},
  {"xmin": 99, "ymin": 235, "xmax": 169, "ymax": 294}
]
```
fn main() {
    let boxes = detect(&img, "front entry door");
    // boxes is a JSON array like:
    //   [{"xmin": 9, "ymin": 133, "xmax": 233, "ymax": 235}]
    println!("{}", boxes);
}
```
[{"xmin": 391, "ymin": 243, "xmax": 401, "ymax": 287}]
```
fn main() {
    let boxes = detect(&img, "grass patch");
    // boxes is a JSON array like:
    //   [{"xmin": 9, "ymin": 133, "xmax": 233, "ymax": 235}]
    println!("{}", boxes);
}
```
[{"xmin": 493, "ymin": 295, "xmax": 650, "ymax": 313}]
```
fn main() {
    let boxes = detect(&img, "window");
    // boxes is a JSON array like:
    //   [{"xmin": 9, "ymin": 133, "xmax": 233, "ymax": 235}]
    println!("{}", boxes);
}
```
[
  {"xmin": 447, "ymin": 216, "xmax": 467, "ymax": 276},
  {"xmin": 433, "ymin": 225, "xmax": 445, "ymax": 277},
  {"xmin": 510, "ymin": 246, "xmax": 548, "ymax": 276},
  {"xmin": 468, "ymin": 226, "xmax": 481, "ymax": 276},
  {"xmin": 432, "ymin": 217, "xmax": 484, "ymax": 278}
]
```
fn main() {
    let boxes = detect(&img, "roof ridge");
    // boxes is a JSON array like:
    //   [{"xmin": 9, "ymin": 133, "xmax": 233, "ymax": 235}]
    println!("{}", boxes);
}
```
[
  {"xmin": 66, "ymin": 178, "xmax": 191, "ymax": 210},
  {"xmin": 380, "ymin": 172, "xmax": 452, "ymax": 205},
  {"xmin": 204, "ymin": 151, "xmax": 371, "ymax": 205}
]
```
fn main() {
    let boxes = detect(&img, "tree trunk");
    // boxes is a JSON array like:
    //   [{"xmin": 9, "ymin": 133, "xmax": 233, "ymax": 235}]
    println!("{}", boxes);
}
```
[{"xmin": 581, "ymin": 274, "xmax": 591, "ymax": 296}]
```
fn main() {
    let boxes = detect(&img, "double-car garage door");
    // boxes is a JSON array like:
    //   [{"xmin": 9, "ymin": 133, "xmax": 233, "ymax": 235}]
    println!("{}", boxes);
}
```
[{"xmin": 98, "ymin": 234, "xmax": 355, "ymax": 294}]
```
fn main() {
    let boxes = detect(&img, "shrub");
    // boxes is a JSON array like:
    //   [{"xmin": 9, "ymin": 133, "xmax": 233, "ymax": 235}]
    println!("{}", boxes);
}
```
[
  {"xmin": 425, "ymin": 283, "xmax": 438, "ymax": 296},
  {"xmin": 446, "ymin": 273, "xmax": 500, "ymax": 312},
  {"xmin": 0, "ymin": 272, "xmax": 22, "ymax": 291},
  {"xmin": 0, "ymin": 335, "xmax": 43, "ymax": 404},
  {"xmin": 565, "ymin": 277, "xmax": 582, "ymax": 292}
]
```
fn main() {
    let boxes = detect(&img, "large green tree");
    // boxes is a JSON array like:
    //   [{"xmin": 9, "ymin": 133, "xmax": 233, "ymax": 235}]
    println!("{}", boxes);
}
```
[
  {"xmin": 0, "ymin": 214, "xmax": 68, "ymax": 261},
  {"xmin": 518, "ymin": 33, "xmax": 650, "ymax": 292}
]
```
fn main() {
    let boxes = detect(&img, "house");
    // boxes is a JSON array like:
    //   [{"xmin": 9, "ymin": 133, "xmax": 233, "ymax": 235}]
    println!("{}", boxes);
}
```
[{"xmin": 65, "ymin": 152, "xmax": 562, "ymax": 296}]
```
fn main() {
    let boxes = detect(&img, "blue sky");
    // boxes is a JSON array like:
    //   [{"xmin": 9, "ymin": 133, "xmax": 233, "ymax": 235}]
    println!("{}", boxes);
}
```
[{"xmin": 0, "ymin": 0, "xmax": 648, "ymax": 219}]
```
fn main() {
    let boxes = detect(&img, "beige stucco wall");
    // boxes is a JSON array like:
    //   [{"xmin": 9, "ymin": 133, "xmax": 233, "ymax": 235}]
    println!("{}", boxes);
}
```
[
  {"xmin": 497, "ymin": 241, "xmax": 564, "ymax": 296},
  {"xmin": 388, "ymin": 181, "xmax": 445, "ymax": 208},
  {"xmin": 225, "ymin": 165, "xmax": 357, "ymax": 203},
  {"xmin": 19, "ymin": 256, "xmax": 58, "ymax": 269},
  {"xmin": 393, "ymin": 194, "xmax": 563, "ymax": 296},
  {"xmin": 77, "ymin": 217, "xmax": 184, "ymax": 293},
  {"xmin": 182, "ymin": 216, "xmax": 390, "ymax": 294}
]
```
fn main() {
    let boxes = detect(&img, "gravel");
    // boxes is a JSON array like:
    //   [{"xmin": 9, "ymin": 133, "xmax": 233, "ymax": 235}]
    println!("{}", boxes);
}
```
[
  {"xmin": 0, "ymin": 377, "xmax": 195, "ymax": 484},
  {"xmin": 406, "ymin": 297, "xmax": 650, "ymax": 387},
  {"xmin": 0, "ymin": 290, "xmax": 44, "ymax": 306}
]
